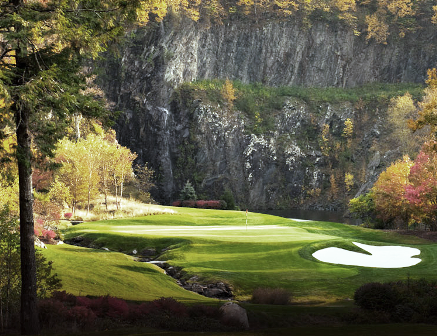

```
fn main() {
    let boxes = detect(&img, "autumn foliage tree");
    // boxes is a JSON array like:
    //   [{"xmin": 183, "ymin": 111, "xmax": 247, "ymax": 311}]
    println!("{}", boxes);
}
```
[
  {"xmin": 405, "ymin": 141, "xmax": 437, "ymax": 230},
  {"xmin": 369, "ymin": 156, "xmax": 414, "ymax": 228},
  {"xmin": 55, "ymin": 134, "xmax": 137, "ymax": 214},
  {"xmin": 351, "ymin": 69, "xmax": 437, "ymax": 229},
  {"xmin": 408, "ymin": 68, "xmax": 437, "ymax": 135}
]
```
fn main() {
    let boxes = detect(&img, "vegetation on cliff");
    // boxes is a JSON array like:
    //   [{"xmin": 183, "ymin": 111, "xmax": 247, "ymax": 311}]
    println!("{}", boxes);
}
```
[
  {"xmin": 167, "ymin": 0, "xmax": 437, "ymax": 44},
  {"xmin": 172, "ymin": 79, "xmax": 424, "ymax": 210}
]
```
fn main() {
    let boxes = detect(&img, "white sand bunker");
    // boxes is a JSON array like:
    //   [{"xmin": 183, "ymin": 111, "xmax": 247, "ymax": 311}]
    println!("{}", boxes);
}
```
[{"xmin": 312, "ymin": 242, "xmax": 421, "ymax": 268}]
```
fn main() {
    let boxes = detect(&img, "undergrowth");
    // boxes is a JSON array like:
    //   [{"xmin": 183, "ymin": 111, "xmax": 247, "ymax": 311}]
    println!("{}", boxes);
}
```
[{"xmin": 177, "ymin": 80, "xmax": 423, "ymax": 134}]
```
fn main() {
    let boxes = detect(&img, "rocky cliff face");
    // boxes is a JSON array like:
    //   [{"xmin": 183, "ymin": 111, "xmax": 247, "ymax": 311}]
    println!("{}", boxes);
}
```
[{"xmin": 99, "ymin": 16, "xmax": 435, "ymax": 209}]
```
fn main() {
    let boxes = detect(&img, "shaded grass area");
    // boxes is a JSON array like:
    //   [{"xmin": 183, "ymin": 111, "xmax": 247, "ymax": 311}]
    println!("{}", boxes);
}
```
[
  {"xmin": 50, "ymin": 206, "xmax": 437, "ymax": 303},
  {"xmin": 69, "ymin": 323, "xmax": 437, "ymax": 336}
]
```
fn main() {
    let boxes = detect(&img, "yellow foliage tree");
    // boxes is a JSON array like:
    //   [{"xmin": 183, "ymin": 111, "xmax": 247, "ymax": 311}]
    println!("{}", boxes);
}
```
[
  {"xmin": 320, "ymin": 123, "xmax": 331, "ymax": 156},
  {"xmin": 379, "ymin": 0, "xmax": 415, "ymax": 18},
  {"xmin": 365, "ymin": 12, "xmax": 390, "ymax": 44},
  {"xmin": 342, "ymin": 117, "xmax": 354, "ymax": 147},
  {"xmin": 408, "ymin": 68, "xmax": 437, "ymax": 135},
  {"xmin": 221, "ymin": 79, "xmax": 237, "ymax": 108},
  {"xmin": 344, "ymin": 172, "xmax": 354, "ymax": 192},
  {"xmin": 387, "ymin": 93, "xmax": 425, "ymax": 155},
  {"xmin": 372, "ymin": 155, "xmax": 413, "ymax": 226}
]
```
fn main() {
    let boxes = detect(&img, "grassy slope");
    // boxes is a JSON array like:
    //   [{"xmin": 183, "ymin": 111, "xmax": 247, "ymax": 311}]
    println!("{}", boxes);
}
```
[
  {"xmin": 44, "ymin": 206, "xmax": 436, "ymax": 302},
  {"xmin": 41, "ymin": 244, "xmax": 210, "ymax": 303}
]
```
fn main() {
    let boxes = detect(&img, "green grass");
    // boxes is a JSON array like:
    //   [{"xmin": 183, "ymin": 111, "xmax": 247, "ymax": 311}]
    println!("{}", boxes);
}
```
[
  {"xmin": 43, "ymin": 206, "xmax": 437, "ymax": 303},
  {"xmin": 41, "ymin": 243, "xmax": 210, "ymax": 303}
]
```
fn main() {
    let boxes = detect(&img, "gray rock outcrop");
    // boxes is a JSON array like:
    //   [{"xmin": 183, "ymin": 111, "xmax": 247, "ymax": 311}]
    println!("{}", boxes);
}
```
[{"xmin": 98, "ymin": 15, "xmax": 434, "ymax": 209}]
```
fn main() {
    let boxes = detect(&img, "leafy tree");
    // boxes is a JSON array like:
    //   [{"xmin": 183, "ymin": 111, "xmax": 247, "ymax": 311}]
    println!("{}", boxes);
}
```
[
  {"xmin": 344, "ymin": 172, "xmax": 354, "ymax": 192},
  {"xmin": 108, "ymin": 143, "xmax": 137, "ymax": 210},
  {"xmin": 133, "ymin": 164, "xmax": 155, "ymax": 203},
  {"xmin": 0, "ymin": 2, "xmax": 172, "ymax": 332},
  {"xmin": 81, "ymin": 134, "xmax": 102, "ymax": 214},
  {"xmin": 408, "ymin": 68, "xmax": 437, "ymax": 136},
  {"xmin": 329, "ymin": 173, "xmax": 339, "ymax": 200},
  {"xmin": 0, "ymin": 206, "xmax": 61, "ymax": 331},
  {"xmin": 96, "ymin": 136, "xmax": 113, "ymax": 209},
  {"xmin": 365, "ymin": 12, "xmax": 390, "ymax": 44},
  {"xmin": 55, "ymin": 138, "xmax": 89, "ymax": 214},
  {"xmin": 349, "ymin": 190, "xmax": 377, "ymax": 226},
  {"xmin": 342, "ymin": 118, "xmax": 354, "ymax": 149},
  {"xmin": 320, "ymin": 123, "xmax": 331, "ymax": 156},
  {"xmin": 221, "ymin": 79, "xmax": 237, "ymax": 108},
  {"xmin": 55, "ymin": 134, "xmax": 137, "ymax": 212},
  {"xmin": 372, "ymin": 155, "xmax": 414, "ymax": 228},
  {"xmin": 0, "ymin": 206, "xmax": 20, "ymax": 331},
  {"xmin": 387, "ymin": 93, "xmax": 425, "ymax": 156},
  {"xmin": 405, "ymin": 141, "xmax": 437, "ymax": 230},
  {"xmin": 221, "ymin": 188, "xmax": 236, "ymax": 210},
  {"xmin": 179, "ymin": 180, "xmax": 197, "ymax": 201}
]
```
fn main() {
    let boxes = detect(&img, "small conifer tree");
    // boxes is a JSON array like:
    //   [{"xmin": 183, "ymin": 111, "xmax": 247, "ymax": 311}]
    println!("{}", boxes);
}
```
[{"xmin": 180, "ymin": 181, "xmax": 197, "ymax": 200}]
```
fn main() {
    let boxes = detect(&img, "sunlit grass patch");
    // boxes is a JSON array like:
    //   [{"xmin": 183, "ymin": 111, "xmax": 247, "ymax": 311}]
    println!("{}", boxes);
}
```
[{"xmin": 41, "ymin": 243, "xmax": 210, "ymax": 303}]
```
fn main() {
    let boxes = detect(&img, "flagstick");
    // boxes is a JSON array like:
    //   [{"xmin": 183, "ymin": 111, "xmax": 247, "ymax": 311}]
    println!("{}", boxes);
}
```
[{"xmin": 246, "ymin": 209, "xmax": 248, "ymax": 231}]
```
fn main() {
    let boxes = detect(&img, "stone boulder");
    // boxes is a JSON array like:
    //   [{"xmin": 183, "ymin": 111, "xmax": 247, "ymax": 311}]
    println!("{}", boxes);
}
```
[{"xmin": 219, "ymin": 302, "xmax": 249, "ymax": 330}]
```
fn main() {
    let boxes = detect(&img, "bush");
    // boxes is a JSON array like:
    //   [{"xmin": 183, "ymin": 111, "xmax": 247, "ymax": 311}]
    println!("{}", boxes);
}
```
[
  {"xmin": 196, "ymin": 200, "xmax": 227, "ymax": 209},
  {"xmin": 42, "ymin": 229, "xmax": 57, "ymax": 240},
  {"xmin": 354, "ymin": 282, "xmax": 401, "ymax": 311},
  {"xmin": 77, "ymin": 295, "xmax": 130, "ymax": 320},
  {"xmin": 354, "ymin": 279, "xmax": 437, "ymax": 323},
  {"xmin": 188, "ymin": 304, "xmax": 222, "ymax": 319},
  {"xmin": 38, "ymin": 292, "xmax": 230, "ymax": 333},
  {"xmin": 52, "ymin": 290, "xmax": 77, "ymax": 306},
  {"xmin": 173, "ymin": 200, "xmax": 227, "ymax": 209},
  {"xmin": 150, "ymin": 297, "xmax": 189, "ymax": 317},
  {"xmin": 221, "ymin": 189, "xmax": 236, "ymax": 210},
  {"xmin": 251, "ymin": 287, "xmax": 291, "ymax": 305},
  {"xmin": 65, "ymin": 305, "xmax": 96, "ymax": 327},
  {"xmin": 38, "ymin": 298, "xmax": 68, "ymax": 329},
  {"xmin": 181, "ymin": 200, "xmax": 197, "ymax": 208}
]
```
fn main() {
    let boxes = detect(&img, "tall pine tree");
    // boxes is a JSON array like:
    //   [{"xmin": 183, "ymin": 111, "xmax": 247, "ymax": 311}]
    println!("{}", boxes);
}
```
[{"xmin": 0, "ymin": 1, "xmax": 174, "ymax": 334}]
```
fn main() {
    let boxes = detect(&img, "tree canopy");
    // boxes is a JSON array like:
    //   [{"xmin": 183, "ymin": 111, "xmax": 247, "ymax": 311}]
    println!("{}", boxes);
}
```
[{"xmin": 0, "ymin": 1, "xmax": 174, "ymax": 334}]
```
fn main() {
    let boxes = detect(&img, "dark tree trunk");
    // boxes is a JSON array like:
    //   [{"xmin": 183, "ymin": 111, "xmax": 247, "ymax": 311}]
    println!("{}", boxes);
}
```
[{"xmin": 15, "ymin": 107, "xmax": 40, "ymax": 335}]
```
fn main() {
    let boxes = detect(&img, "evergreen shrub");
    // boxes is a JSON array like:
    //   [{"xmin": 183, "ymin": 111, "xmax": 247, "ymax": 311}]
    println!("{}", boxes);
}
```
[{"xmin": 354, "ymin": 279, "xmax": 437, "ymax": 322}]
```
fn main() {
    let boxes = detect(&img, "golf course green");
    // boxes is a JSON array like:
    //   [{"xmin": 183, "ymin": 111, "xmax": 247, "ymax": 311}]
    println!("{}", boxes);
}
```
[{"xmin": 41, "ymin": 207, "xmax": 437, "ymax": 303}]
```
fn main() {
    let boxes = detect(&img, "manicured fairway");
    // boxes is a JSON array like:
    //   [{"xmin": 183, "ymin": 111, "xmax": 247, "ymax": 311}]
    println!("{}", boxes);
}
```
[{"xmin": 45, "ymin": 206, "xmax": 437, "ymax": 302}]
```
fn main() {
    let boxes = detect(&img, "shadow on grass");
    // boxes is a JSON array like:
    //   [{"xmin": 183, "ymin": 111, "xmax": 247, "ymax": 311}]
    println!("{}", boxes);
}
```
[
  {"xmin": 116, "ymin": 264, "xmax": 164, "ymax": 275},
  {"xmin": 76, "ymin": 323, "xmax": 437, "ymax": 336}
]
